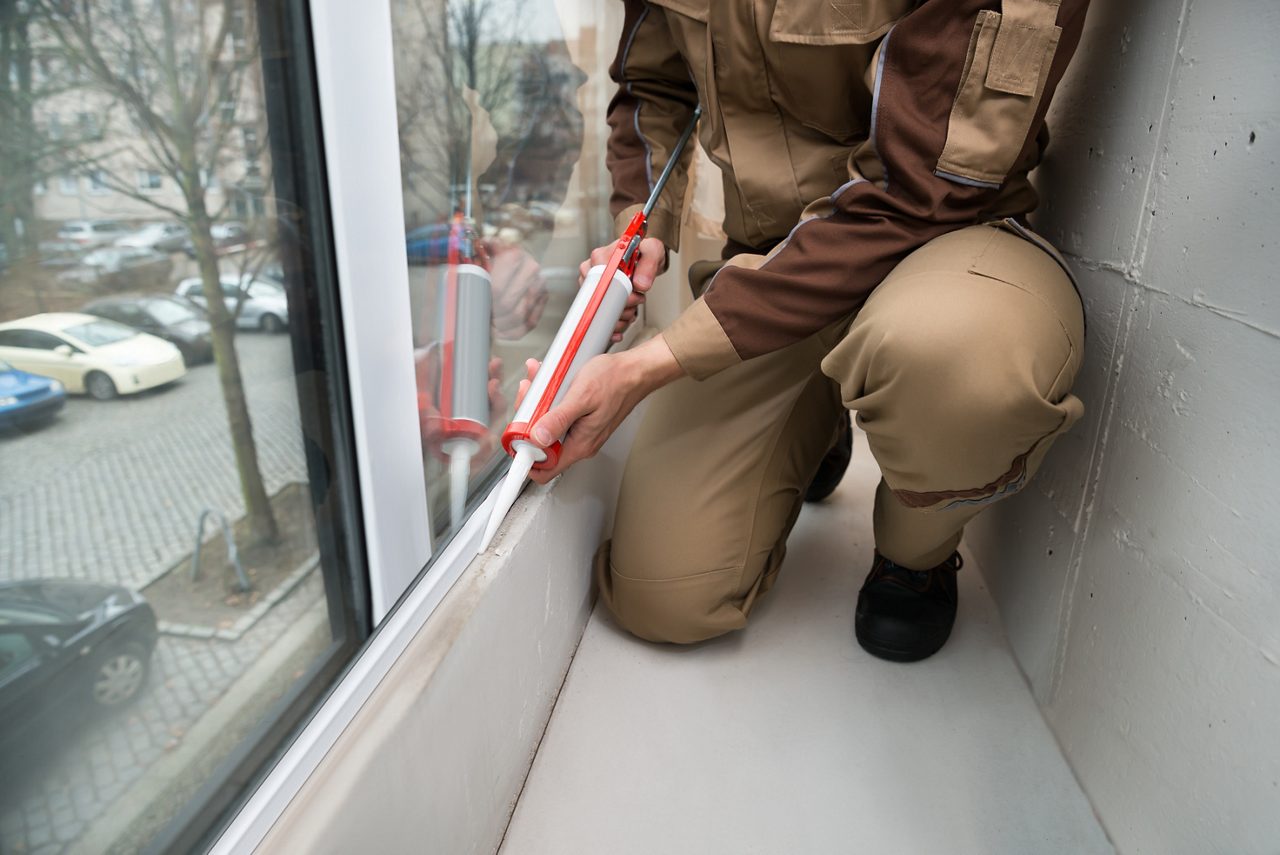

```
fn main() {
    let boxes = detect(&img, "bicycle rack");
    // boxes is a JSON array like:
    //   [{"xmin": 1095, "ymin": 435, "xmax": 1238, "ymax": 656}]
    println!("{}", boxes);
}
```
[{"xmin": 191, "ymin": 508, "xmax": 252, "ymax": 593}]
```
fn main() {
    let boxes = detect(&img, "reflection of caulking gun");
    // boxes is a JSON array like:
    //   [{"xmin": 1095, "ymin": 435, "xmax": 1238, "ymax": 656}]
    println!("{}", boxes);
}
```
[
  {"xmin": 479, "ymin": 106, "xmax": 702, "ymax": 551},
  {"xmin": 433, "ymin": 210, "xmax": 492, "ymax": 528}
]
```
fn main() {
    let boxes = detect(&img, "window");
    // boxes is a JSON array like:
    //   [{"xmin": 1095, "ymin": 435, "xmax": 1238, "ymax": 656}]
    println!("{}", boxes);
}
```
[
  {"xmin": 33, "ymin": 178, "xmax": 46, "ymax": 195},
  {"xmin": 0, "ymin": 3, "xmax": 369, "ymax": 853},
  {"xmin": 136, "ymin": 168, "xmax": 163, "ymax": 191},
  {"xmin": 200, "ymin": 168, "xmax": 219, "ymax": 190},
  {"xmin": 389, "ymin": 0, "xmax": 591, "ymax": 542}
]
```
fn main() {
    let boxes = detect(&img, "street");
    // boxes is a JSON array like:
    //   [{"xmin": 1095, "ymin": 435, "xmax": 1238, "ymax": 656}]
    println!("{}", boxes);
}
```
[{"xmin": 0, "ymin": 331, "xmax": 328, "ymax": 855}]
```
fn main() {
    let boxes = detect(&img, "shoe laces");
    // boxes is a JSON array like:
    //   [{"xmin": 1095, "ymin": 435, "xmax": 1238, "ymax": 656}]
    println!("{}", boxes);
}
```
[{"xmin": 869, "ymin": 552, "xmax": 962, "ymax": 595}]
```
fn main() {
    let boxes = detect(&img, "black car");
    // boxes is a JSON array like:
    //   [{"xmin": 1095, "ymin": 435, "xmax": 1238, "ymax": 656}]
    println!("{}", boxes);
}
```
[
  {"xmin": 82, "ymin": 293, "xmax": 215, "ymax": 364},
  {"xmin": 0, "ymin": 580, "xmax": 158, "ymax": 747}
]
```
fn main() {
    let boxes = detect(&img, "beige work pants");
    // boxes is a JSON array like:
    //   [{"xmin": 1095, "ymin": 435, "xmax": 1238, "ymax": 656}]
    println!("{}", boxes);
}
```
[{"xmin": 594, "ymin": 224, "xmax": 1086, "ymax": 644}]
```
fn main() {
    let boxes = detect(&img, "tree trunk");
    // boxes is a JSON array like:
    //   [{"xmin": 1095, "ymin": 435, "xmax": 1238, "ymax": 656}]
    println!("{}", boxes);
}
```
[{"xmin": 188, "ymin": 187, "xmax": 279, "ymax": 546}]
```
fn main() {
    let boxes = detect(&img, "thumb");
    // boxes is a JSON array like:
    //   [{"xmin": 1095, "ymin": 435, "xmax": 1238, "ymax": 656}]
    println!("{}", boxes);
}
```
[{"xmin": 530, "ymin": 400, "xmax": 583, "ymax": 447}]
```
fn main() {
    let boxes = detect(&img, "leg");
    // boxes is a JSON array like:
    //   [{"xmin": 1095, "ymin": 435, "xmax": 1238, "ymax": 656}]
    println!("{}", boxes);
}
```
[
  {"xmin": 596, "ymin": 322, "xmax": 847, "ymax": 644},
  {"xmin": 823, "ymin": 224, "xmax": 1085, "ymax": 661},
  {"xmin": 823, "ymin": 223, "xmax": 1086, "ymax": 568}
]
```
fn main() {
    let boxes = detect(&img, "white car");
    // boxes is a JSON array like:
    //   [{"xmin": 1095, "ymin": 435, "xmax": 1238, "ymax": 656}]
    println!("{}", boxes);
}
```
[
  {"xmin": 175, "ymin": 275, "xmax": 289, "ymax": 332},
  {"xmin": 56, "ymin": 220, "xmax": 131, "ymax": 249},
  {"xmin": 0, "ymin": 313, "xmax": 186, "ymax": 400},
  {"xmin": 116, "ymin": 222, "xmax": 189, "ymax": 252}
]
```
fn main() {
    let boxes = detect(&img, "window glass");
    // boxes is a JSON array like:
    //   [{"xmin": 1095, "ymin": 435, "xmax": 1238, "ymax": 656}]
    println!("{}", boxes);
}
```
[
  {"xmin": 390, "ymin": 0, "xmax": 607, "ymax": 540},
  {"xmin": 65, "ymin": 319, "xmax": 136, "ymax": 346},
  {"xmin": 0, "ymin": 2, "xmax": 367, "ymax": 851}
]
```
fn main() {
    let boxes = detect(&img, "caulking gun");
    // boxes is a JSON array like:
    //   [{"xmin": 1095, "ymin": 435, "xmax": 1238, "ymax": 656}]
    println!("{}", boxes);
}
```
[{"xmin": 479, "ymin": 106, "xmax": 702, "ymax": 551}]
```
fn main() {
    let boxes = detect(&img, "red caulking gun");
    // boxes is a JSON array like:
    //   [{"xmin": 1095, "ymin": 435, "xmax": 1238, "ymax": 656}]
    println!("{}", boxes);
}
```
[{"xmin": 479, "ymin": 106, "xmax": 701, "ymax": 551}]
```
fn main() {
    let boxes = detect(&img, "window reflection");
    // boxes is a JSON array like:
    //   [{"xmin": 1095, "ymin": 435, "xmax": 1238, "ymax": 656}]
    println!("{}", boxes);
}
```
[
  {"xmin": 0, "ymin": 2, "xmax": 361, "ymax": 851},
  {"xmin": 392, "ymin": 0, "xmax": 587, "ymax": 537}
]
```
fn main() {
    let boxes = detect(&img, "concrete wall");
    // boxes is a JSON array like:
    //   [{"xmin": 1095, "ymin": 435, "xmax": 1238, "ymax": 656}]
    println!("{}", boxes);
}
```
[{"xmin": 967, "ymin": 2, "xmax": 1280, "ymax": 852}]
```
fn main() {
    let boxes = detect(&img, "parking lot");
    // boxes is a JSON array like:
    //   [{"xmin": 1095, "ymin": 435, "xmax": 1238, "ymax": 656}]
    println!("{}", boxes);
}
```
[{"xmin": 0, "ymin": 332, "xmax": 327, "ymax": 854}]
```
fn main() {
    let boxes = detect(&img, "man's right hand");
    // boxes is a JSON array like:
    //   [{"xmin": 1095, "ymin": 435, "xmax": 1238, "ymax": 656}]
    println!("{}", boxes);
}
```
[{"xmin": 578, "ymin": 235, "xmax": 667, "ymax": 342}]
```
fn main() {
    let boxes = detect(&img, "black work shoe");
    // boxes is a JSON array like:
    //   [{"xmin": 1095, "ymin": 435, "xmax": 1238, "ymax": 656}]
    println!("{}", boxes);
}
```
[
  {"xmin": 855, "ymin": 552, "xmax": 962, "ymax": 662},
  {"xmin": 805, "ymin": 411, "xmax": 853, "ymax": 503}
]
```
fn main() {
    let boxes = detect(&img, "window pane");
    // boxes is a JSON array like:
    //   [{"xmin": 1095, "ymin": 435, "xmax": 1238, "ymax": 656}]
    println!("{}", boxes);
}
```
[
  {"xmin": 390, "ymin": 0, "xmax": 605, "ymax": 540},
  {"xmin": 0, "ymin": 2, "xmax": 366, "ymax": 851}
]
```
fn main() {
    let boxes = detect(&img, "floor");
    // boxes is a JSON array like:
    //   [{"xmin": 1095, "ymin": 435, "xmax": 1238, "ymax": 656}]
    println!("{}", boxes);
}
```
[{"xmin": 499, "ymin": 443, "xmax": 1115, "ymax": 855}]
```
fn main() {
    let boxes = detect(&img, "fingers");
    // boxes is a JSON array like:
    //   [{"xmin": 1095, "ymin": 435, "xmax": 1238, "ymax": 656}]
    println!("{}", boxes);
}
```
[{"xmin": 630, "ymin": 237, "xmax": 667, "ymax": 292}]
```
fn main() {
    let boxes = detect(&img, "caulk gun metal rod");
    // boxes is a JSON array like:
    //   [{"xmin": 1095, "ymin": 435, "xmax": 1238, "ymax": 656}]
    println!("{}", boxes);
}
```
[{"xmin": 640, "ymin": 105, "xmax": 703, "ymax": 220}]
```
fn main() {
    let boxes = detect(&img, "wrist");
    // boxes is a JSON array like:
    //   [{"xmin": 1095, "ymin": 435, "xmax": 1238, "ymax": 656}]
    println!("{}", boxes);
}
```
[{"xmin": 624, "ymin": 334, "xmax": 685, "ymax": 394}]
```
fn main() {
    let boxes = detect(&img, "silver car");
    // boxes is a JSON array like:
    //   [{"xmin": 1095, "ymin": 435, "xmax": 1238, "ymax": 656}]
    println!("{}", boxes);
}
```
[
  {"xmin": 174, "ymin": 275, "xmax": 289, "ymax": 333},
  {"xmin": 56, "ymin": 220, "xmax": 131, "ymax": 249}
]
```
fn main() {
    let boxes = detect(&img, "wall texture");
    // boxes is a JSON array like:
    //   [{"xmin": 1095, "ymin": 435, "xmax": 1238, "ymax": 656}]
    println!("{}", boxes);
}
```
[{"xmin": 967, "ymin": 2, "xmax": 1280, "ymax": 852}]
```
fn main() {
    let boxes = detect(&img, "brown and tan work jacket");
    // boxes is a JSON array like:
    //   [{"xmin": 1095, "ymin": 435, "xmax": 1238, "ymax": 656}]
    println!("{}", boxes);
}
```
[{"xmin": 606, "ymin": 0, "xmax": 1090, "ymax": 378}]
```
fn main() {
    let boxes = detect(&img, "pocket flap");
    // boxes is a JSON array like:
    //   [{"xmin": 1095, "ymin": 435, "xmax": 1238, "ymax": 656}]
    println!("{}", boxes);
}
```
[
  {"xmin": 985, "ymin": 18, "xmax": 1059, "ymax": 96},
  {"xmin": 768, "ymin": 0, "xmax": 913, "ymax": 45},
  {"xmin": 648, "ymin": 0, "xmax": 708, "ymax": 24}
]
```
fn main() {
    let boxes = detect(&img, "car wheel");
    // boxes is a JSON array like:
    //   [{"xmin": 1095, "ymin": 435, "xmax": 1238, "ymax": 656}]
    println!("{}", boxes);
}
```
[
  {"xmin": 86, "ymin": 371, "xmax": 118, "ymax": 401},
  {"xmin": 90, "ymin": 641, "xmax": 150, "ymax": 707},
  {"xmin": 260, "ymin": 314, "xmax": 284, "ymax": 334}
]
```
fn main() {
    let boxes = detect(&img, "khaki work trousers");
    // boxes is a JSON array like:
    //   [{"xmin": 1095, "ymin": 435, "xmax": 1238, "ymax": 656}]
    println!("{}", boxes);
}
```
[{"xmin": 594, "ymin": 224, "xmax": 1086, "ymax": 644}]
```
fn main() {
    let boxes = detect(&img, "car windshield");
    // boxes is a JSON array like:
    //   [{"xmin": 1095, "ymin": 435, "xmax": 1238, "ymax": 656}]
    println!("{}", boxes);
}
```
[
  {"xmin": 0, "ymin": 604, "xmax": 63, "ymax": 625},
  {"xmin": 145, "ymin": 299, "xmax": 196, "ymax": 324},
  {"xmin": 64, "ymin": 319, "xmax": 138, "ymax": 346}
]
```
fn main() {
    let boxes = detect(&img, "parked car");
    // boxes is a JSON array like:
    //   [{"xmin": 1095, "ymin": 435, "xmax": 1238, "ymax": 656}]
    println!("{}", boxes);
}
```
[
  {"xmin": 56, "ymin": 219, "xmax": 130, "ymax": 249},
  {"xmin": 175, "ymin": 275, "xmax": 289, "ymax": 332},
  {"xmin": 0, "ymin": 579, "xmax": 157, "ymax": 748},
  {"xmin": 0, "ymin": 359, "xmax": 65, "ymax": 429},
  {"xmin": 0, "ymin": 313, "xmax": 186, "ymax": 400},
  {"xmin": 36, "ymin": 240, "xmax": 84, "ymax": 269},
  {"xmin": 57, "ymin": 246, "xmax": 173, "ymax": 290},
  {"xmin": 115, "ymin": 222, "xmax": 190, "ymax": 252},
  {"xmin": 82, "ymin": 294, "xmax": 214, "ymax": 364},
  {"xmin": 182, "ymin": 222, "xmax": 250, "ymax": 257}
]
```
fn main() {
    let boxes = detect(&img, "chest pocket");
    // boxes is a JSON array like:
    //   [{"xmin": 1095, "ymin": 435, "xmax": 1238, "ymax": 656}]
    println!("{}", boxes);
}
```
[
  {"xmin": 765, "ymin": 0, "xmax": 911, "ymax": 142},
  {"xmin": 936, "ymin": 0, "xmax": 1063, "ymax": 188}
]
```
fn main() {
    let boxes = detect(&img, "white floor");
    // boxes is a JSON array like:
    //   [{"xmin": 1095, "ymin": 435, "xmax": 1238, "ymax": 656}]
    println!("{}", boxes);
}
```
[{"xmin": 499, "ymin": 444, "xmax": 1114, "ymax": 855}]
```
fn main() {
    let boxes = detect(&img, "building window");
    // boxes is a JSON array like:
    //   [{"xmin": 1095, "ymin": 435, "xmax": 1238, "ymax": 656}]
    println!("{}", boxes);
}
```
[
  {"xmin": 137, "ymin": 168, "xmax": 163, "ymax": 192},
  {"xmin": 33, "ymin": 178, "xmax": 47, "ymax": 195},
  {"xmin": 200, "ymin": 168, "xmax": 219, "ymax": 190},
  {"xmin": 0, "ymin": 5, "xmax": 370, "ymax": 854}
]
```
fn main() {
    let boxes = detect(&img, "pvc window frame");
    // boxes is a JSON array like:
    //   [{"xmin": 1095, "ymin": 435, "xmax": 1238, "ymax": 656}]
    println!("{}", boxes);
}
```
[{"xmin": 211, "ymin": 0, "xmax": 516, "ymax": 848}]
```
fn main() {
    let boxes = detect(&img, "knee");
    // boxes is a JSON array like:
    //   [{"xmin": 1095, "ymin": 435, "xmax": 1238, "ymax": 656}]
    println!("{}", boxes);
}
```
[{"xmin": 596, "ymin": 544, "xmax": 747, "ymax": 644}]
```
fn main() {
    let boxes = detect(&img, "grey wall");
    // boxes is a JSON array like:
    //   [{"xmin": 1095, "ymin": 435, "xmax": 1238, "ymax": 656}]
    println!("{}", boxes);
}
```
[{"xmin": 968, "ymin": 2, "xmax": 1280, "ymax": 852}]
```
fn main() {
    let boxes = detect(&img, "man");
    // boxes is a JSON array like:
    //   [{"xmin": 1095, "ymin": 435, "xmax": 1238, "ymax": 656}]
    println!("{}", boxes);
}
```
[{"xmin": 526, "ymin": 0, "xmax": 1090, "ymax": 661}]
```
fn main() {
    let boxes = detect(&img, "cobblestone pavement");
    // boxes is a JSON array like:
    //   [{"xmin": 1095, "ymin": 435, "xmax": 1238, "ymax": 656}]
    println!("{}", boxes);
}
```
[
  {"xmin": 0, "ymin": 333, "xmax": 332, "ymax": 854},
  {"xmin": 0, "ymin": 334, "xmax": 308, "ymax": 589},
  {"xmin": 0, "ymin": 573, "xmax": 327, "ymax": 855}
]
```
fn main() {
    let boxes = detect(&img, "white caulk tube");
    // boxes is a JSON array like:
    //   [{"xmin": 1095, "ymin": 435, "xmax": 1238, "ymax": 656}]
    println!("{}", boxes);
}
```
[
  {"xmin": 479, "ymin": 263, "xmax": 633, "ymax": 550},
  {"xmin": 435, "ymin": 262, "xmax": 492, "ymax": 527}
]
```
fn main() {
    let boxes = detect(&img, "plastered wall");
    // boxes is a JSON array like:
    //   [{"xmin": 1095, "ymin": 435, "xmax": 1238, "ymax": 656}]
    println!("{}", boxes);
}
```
[{"xmin": 966, "ymin": 2, "xmax": 1280, "ymax": 852}]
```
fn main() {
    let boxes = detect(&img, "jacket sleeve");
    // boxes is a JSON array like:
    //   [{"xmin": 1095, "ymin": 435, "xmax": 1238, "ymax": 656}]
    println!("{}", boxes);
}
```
[
  {"xmin": 606, "ymin": 0, "xmax": 699, "ymax": 251},
  {"xmin": 663, "ymin": 0, "xmax": 1091, "ymax": 379}
]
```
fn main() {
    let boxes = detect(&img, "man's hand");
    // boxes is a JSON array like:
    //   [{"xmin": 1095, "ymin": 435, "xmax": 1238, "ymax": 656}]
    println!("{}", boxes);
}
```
[
  {"xmin": 522, "ymin": 334, "xmax": 684, "ymax": 484},
  {"xmin": 487, "ymin": 239, "xmax": 549, "ymax": 341},
  {"xmin": 578, "ymin": 235, "xmax": 667, "ymax": 342}
]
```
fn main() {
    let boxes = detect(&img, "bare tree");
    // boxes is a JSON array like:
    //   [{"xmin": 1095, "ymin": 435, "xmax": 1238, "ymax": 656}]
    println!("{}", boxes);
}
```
[{"xmin": 35, "ymin": 0, "xmax": 279, "ymax": 544}]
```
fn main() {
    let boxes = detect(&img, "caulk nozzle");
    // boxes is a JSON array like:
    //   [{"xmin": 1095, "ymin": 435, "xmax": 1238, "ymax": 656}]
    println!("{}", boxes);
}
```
[{"xmin": 479, "ymin": 446, "xmax": 537, "ymax": 552}]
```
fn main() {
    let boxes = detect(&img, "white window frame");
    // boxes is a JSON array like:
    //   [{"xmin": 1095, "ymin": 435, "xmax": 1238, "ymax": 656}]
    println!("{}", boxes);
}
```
[
  {"xmin": 58, "ymin": 173, "xmax": 78, "ymax": 195},
  {"xmin": 88, "ymin": 169, "xmax": 110, "ymax": 195}
]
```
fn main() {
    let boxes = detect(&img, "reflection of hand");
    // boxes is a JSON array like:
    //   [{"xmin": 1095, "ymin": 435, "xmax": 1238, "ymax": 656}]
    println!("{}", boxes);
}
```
[
  {"xmin": 578, "ymin": 236, "xmax": 667, "ymax": 342},
  {"xmin": 524, "ymin": 335, "xmax": 684, "ymax": 485},
  {"xmin": 486, "ymin": 240, "xmax": 548, "ymax": 341}
]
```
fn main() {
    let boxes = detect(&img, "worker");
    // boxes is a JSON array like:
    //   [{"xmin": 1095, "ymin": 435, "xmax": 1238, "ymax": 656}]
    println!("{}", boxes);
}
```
[{"xmin": 526, "ymin": 0, "xmax": 1091, "ymax": 661}]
